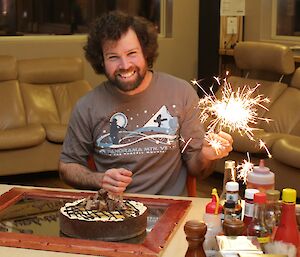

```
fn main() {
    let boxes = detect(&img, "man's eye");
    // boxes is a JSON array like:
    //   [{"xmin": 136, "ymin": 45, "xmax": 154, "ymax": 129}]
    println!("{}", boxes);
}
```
[
  {"xmin": 128, "ymin": 51, "xmax": 137, "ymax": 56},
  {"xmin": 108, "ymin": 56, "xmax": 117, "ymax": 60}
]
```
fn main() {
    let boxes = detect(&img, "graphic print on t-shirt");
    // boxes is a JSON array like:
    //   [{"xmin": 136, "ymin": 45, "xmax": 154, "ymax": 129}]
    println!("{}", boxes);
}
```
[{"xmin": 96, "ymin": 105, "xmax": 179, "ymax": 156}]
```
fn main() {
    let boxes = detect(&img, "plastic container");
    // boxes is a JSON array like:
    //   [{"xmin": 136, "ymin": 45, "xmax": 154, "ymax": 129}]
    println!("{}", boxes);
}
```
[
  {"xmin": 203, "ymin": 188, "xmax": 223, "ymax": 251},
  {"xmin": 274, "ymin": 188, "xmax": 299, "ymax": 247},
  {"xmin": 247, "ymin": 159, "xmax": 275, "ymax": 192}
]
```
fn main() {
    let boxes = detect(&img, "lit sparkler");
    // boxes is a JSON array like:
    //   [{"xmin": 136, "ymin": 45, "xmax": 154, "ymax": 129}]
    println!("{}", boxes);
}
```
[
  {"xmin": 204, "ymin": 133, "xmax": 224, "ymax": 155},
  {"xmin": 237, "ymin": 152, "xmax": 254, "ymax": 184},
  {"xmin": 192, "ymin": 75, "xmax": 271, "ymax": 155}
]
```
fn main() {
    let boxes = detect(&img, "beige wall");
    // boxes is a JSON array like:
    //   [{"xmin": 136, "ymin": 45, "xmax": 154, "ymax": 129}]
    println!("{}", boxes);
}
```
[{"xmin": 0, "ymin": 0, "xmax": 199, "ymax": 87}]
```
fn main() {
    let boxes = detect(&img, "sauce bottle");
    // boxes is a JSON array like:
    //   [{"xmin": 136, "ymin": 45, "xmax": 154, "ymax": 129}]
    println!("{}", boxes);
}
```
[
  {"xmin": 247, "ymin": 192, "xmax": 271, "ymax": 248},
  {"xmin": 274, "ymin": 188, "xmax": 299, "ymax": 247},
  {"xmin": 247, "ymin": 159, "xmax": 275, "ymax": 192},
  {"xmin": 243, "ymin": 188, "xmax": 259, "ymax": 229},
  {"xmin": 220, "ymin": 160, "xmax": 236, "ymax": 206},
  {"xmin": 224, "ymin": 181, "xmax": 242, "ymax": 220}
]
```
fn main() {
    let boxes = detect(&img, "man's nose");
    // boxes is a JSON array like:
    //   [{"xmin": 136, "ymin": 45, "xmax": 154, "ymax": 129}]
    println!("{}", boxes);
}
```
[{"xmin": 119, "ymin": 56, "xmax": 131, "ymax": 70}]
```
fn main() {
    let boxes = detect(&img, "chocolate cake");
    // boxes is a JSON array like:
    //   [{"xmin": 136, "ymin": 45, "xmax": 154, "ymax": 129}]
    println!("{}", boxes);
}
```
[{"xmin": 59, "ymin": 189, "xmax": 148, "ymax": 241}]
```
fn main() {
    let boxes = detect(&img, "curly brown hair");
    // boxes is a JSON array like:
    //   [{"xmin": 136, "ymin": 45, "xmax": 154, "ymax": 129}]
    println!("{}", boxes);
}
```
[{"xmin": 84, "ymin": 11, "xmax": 159, "ymax": 74}]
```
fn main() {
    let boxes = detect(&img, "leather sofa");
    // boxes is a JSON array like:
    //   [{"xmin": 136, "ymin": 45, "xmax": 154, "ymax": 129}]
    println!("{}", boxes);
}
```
[
  {"xmin": 0, "ymin": 56, "xmax": 92, "ymax": 176},
  {"xmin": 214, "ymin": 41, "xmax": 300, "ymax": 196}
]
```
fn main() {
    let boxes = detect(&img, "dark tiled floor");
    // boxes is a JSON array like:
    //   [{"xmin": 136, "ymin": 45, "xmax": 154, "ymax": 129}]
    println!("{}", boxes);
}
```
[{"xmin": 0, "ymin": 171, "xmax": 224, "ymax": 198}]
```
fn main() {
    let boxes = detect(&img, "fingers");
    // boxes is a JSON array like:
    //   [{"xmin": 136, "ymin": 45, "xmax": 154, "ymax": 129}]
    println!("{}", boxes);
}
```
[
  {"xmin": 218, "ymin": 131, "xmax": 233, "ymax": 145},
  {"xmin": 102, "ymin": 168, "xmax": 132, "ymax": 194},
  {"xmin": 204, "ymin": 131, "xmax": 233, "ymax": 160}
]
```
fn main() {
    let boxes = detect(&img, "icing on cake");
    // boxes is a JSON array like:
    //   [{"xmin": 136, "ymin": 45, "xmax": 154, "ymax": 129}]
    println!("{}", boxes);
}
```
[{"xmin": 60, "ymin": 198, "xmax": 147, "ymax": 222}]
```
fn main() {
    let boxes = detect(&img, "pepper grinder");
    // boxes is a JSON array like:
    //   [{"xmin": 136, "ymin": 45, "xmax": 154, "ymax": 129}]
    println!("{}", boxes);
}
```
[{"xmin": 184, "ymin": 220, "xmax": 207, "ymax": 257}]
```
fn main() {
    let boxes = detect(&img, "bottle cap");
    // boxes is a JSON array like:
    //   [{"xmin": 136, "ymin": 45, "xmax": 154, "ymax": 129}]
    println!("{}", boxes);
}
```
[
  {"xmin": 245, "ymin": 188, "xmax": 259, "ymax": 200},
  {"xmin": 282, "ymin": 188, "xmax": 297, "ymax": 203},
  {"xmin": 226, "ymin": 181, "xmax": 239, "ymax": 191},
  {"xmin": 225, "ymin": 160, "xmax": 236, "ymax": 169},
  {"xmin": 247, "ymin": 160, "xmax": 274, "ymax": 185},
  {"xmin": 266, "ymin": 189, "xmax": 280, "ymax": 202},
  {"xmin": 224, "ymin": 200, "xmax": 235, "ymax": 209},
  {"xmin": 254, "ymin": 160, "xmax": 271, "ymax": 174},
  {"xmin": 254, "ymin": 192, "xmax": 266, "ymax": 203}
]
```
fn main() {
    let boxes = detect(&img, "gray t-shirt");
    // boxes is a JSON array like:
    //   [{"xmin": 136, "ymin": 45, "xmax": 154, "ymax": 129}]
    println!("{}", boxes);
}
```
[{"xmin": 61, "ymin": 71, "xmax": 205, "ymax": 195}]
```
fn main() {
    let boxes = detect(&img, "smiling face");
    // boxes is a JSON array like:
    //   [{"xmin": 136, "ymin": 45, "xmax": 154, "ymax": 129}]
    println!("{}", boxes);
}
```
[{"xmin": 102, "ymin": 28, "xmax": 149, "ymax": 93}]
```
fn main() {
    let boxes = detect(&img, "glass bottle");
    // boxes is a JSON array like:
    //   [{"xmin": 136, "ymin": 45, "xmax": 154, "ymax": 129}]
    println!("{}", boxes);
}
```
[
  {"xmin": 265, "ymin": 189, "xmax": 281, "ymax": 235},
  {"xmin": 223, "ymin": 200, "xmax": 236, "ymax": 221},
  {"xmin": 227, "ymin": 181, "xmax": 242, "ymax": 219},
  {"xmin": 220, "ymin": 160, "xmax": 236, "ymax": 206},
  {"xmin": 247, "ymin": 192, "xmax": 271, "ymax": 247},
  {"xmin": 243, "ymin": 188, "xmax": 259, "ymax": 229}
]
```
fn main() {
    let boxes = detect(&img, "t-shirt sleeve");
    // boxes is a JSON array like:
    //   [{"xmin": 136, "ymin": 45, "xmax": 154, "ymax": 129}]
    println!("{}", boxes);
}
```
[
  {"xmin": 179, "ymin": 83, "xmax": 206, "ymax": 162},
  {"xmin": 60, "ymin": 99, "xmax": 93, "ymax": 166}
]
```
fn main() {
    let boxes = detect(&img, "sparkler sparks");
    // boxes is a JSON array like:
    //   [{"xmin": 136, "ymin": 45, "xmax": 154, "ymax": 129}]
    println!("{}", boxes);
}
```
[
  {"xmin": 259, "ymin": 139, "xmax": 272, "ymax": 158},
  {"xmin": 181, "ymin": 137, "xmax": 192, "ymax": 153},
  {"xmin": 237, "ymin": 153, "xmax": 254, "ymax": 184},
  {"xmin": 192, "ymin": 75, "xmax": 272, "ymax": 156}
]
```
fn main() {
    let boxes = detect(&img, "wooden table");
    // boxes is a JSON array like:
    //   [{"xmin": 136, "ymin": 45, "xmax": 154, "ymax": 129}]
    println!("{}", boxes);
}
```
[{"xmin": 0, "ymin": 184, "xmax": 210, "ymax": 257}]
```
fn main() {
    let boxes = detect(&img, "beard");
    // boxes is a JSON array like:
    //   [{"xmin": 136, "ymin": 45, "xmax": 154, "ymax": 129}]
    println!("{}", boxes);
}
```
[{"xmin": 105, "ymin": 65, "xmax": 147, "ymax": 92}]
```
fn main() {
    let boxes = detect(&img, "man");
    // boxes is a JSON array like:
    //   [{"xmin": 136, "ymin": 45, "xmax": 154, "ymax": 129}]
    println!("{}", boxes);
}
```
[{"xmin": 59, "ymin": 11, "xmax": 233, "ymax": 196}]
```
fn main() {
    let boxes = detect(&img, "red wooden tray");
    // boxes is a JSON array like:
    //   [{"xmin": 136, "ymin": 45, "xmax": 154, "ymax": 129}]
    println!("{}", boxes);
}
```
[{"xmin": 0, "ymin": 187, "xmax": 191, "ymax": 256}]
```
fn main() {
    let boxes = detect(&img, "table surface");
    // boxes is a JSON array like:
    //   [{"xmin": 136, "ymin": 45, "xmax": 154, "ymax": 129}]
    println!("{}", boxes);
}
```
[{"xmin": 0, "ymin": 184, "xmax": 210, "ymax": 257}]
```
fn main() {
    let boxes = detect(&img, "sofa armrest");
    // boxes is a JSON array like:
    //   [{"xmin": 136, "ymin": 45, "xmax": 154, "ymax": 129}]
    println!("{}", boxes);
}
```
[
  {"xmin": 232, "ymin": 129, "xmax": 283, "ymax": 153},
  {"xmin": 272, "ymin": 136, "xmax": 300, "ymax": 169},
  {"xmin": 0, "ymin": 124, "xmax": 45, "ymax": 150},
  {"xmin": 43, "ymin": 123, "xmax": 67, "ymax": 143}
]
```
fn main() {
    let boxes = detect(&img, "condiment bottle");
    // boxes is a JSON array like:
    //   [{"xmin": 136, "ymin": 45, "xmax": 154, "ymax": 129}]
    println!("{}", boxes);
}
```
[
  {"xmin": 223, "ymin": 181, "xmax": 242, "ymax": 220},
  {"xmin": 203, "ymin": 188, "xmax": 223, "ymax": 250},
  {"xmin": 265, "ymin": 189, "xmax": 281, "ymax": 235},
  {"xmin": 220, "ymin": 160, "xmax": 236, "ymax": 206},
  {"xmin": 243, "ymin": 188, "xmax": 259, "ymax": 229},
  {"xmin": 223, "ymin": 200, "xmax": 236, "ymax": 221},
  {"xmin": 274, "ymin": 188, "xmax": 299, "ymax": 247},
  {"xmin": 247, "ymin": 192, "xmax": 271, "ymax": 247},
  {"xmin": 247, "ymin": 159, "xmax": 275, "ymax": 192}
]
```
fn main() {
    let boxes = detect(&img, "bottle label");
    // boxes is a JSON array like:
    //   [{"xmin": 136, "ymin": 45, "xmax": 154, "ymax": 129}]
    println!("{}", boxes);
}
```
[
  {"xmin": 244, "ymin": 202, "xmax": 254, "ymax": 218},
  {"xmin": 226, "ymin": 192, "xmax": 239, "ymax": 202},
  {"xmin": 257, "ymin": 236, "xmax": 270, "ymax": 244}
]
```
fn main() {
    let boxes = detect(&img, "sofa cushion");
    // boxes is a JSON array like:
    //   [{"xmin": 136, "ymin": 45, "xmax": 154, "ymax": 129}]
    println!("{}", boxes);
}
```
[
  {"xmin": 272, "ymin": 136, "xmax": 300, "ymax": 169},
  {"xmin": 0, "ymin": 56, "xmax": 17, "ymax": 81},
  {"xmin": 234, "ymin": 41, "xmax": 295, "ymax": 75},
  {"xmin": 0, "ymin": 81, "xmax": 26, "ymax": 130},
  {"xmin": 291, "ymin": 67, "xmax": 300, "ymax": 89},
  {"xmin": 51, "ymin": 80, "xmax": 92, "ymax": 124},
  {"xmin": 261, "ymin": 87, "xmax": 300, "ymax": 135},
  {"xmin": 18, "ymin": 57, "xmax": 84, "ymax": 84},
  {"xmin": 43, "ymin": 123, "xmax": 67, "ymax": 143},
  {"xmin": 0, "ymin": 124, "xmax": 45, "ymax": 150},
  {"xmin": 20, "ymin": 83, "xmax": 60, "ymax": 124}
]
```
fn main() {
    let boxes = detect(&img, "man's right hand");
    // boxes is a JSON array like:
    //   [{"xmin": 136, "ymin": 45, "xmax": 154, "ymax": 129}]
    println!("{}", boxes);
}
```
[{"xmin": 101, "ymin": 168, "xmax": 132, "ymax": 194}]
